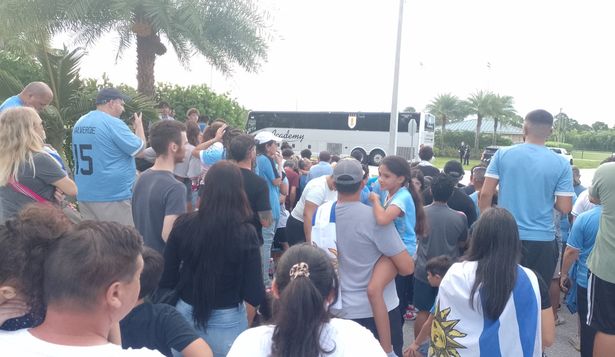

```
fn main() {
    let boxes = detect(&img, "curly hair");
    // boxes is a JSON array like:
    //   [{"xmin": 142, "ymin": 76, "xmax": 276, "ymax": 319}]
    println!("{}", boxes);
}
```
[{"xmin": 2, "ymin": 204, "xmax": 72, "ymax": 313}]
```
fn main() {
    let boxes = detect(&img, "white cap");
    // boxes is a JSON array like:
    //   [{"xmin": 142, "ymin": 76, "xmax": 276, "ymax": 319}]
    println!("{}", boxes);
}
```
[{"xmin": 254, "ymin": 131, "xmax": 283, "ymax": 144}]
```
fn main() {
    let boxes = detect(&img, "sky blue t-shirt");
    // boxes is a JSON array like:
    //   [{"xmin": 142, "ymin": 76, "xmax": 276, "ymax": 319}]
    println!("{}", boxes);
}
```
[
  {"xmin": 0, "ymin": 95, "xmax": 24, "ymax": 112},
  {"xmin": 198, "ymin": 142, "xmax": 224, "ymax": 166},
  {"xmin": 256, "ymin": 154, "xmax": 280, "ymax": 220},
  {"xmin": 307, "ymin": 161, "xmax": 333, "ymax": 182},
  {"xmin": 360, "ymin": 185, "xmax": 371, "ymax": 205},
  {"xmin": 486, "ymin": 143, "xmax": 574, "ymax": 242},
  {"xmin": 469, "ymin": 191, "xmax": 480, "ymax": 217},
  {"xmin": 567, "ymin": 206, "xmax": 601, "ymax": 288},
  {"xmin": 72, "ymin": 110, "xmax": 143, "ymax": 202},
  {"xmin": 381, "ymin": 186, "xmax": 417, "ymax": 255}
]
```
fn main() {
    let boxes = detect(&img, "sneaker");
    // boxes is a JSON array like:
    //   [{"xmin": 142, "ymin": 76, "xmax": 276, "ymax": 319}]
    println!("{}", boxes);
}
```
[{"xmin": 403, "ymin": 310, "xmax": 416, "ymax": 321}]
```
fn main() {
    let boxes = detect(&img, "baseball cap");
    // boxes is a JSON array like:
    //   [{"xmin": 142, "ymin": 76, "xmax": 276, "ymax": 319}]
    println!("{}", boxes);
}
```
[
  {"xmin": 333, "ymin": 158, "xmax": 363, "ymax": 185},
  {"xmin": 95, "ymin": 88, "xmax": 130, "ymax": 105},
  {"xmin": 254, "ymin": 131, "xmax": 283, "ymax": 144},
  {"xmin": 443, "ymin": 160, "xmax": 465, "ymax": 179}
]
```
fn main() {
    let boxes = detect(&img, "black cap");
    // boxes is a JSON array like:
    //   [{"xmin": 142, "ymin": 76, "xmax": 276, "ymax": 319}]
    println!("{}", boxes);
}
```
[
  {"xmin": 95, "ymin": 88, "xmax": 130, "ymax": 105},
  {"xmin": 443, "ymin": 160, "xmax": 465, "ymax": 179}
]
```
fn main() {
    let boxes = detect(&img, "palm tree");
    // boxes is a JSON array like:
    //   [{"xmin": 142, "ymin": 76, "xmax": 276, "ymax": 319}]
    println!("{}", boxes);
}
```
[
  {"xmin": 464, "ymin": 90, "xmax": 495, "ymax": 150},
  {"xmin": 0, "ymin": 0, "xmax": 269, "ymax": 97},
  {"xmin": 490, "ymin": 94, "xmax": 516, "ymax": 144},
  {"xmin": 425, "ymin": 93, "xmax": 466, "ymax": 149}
]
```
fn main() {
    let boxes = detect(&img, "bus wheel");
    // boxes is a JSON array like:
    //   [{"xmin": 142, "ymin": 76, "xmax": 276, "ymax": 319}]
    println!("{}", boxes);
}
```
[
  {"xmin": 350, "ymin": 148, "xmax": 367, "ymax": 164},
  {"xmin": 368, "ymin": 149, "xmax": 385, "ymax": 166}
]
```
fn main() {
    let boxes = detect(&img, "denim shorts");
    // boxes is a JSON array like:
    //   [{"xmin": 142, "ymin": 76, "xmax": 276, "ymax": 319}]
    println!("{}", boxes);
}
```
[{"xmin": 174, "ymin": 299, "xmax": 248, "ymax": 357}]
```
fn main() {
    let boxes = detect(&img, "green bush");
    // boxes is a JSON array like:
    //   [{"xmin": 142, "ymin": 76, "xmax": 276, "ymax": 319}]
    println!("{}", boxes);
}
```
[
  {"xmin": 564, "ymin": 131, "xmax": 615, "ymax": 152},
  {"xmin": 155, "ymin": 84, "xmax": 247, "ymax": 128},
  {"xmin": 546, "ymin": 141, "xmax": 574, "ymax": 152},
  {"xmin": 434, "ymin": 131, "xmax": 512, "ymax": 159}
]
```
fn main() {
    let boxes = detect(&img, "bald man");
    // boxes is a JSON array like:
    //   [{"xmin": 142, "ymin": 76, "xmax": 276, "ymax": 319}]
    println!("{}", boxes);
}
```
[{"xmin": 0, "ymin": 82, "xmax": 53, "ymax": 112}]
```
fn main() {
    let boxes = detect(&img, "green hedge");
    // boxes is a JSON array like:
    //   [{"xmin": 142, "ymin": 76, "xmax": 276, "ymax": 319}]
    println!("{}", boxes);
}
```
[
  {"xmin": 564, "ymin": 131, "xmax": 615, "ymax": 152},
  {"xmin": 545, "ymin": 141, "xmax": 574, "ymax": 152},
  {"xmin": 155, "ymin": 84, "xmax": 247, "ymax": 128},
  {"xmin": 434, "ymin": 131, "xmax": 513, "ymax": 159}
]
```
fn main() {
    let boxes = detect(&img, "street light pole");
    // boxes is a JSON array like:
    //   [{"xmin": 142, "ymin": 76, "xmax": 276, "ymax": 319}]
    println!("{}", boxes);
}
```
[{"xmin": 388, "ymin": 0, "xmax": 405, "ymax": 157}]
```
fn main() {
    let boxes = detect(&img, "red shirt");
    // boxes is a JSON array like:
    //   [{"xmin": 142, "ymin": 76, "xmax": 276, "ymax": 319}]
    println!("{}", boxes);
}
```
[{"xmin": 284, "ymin": 167, "xmax": 300, "ymax": 210}]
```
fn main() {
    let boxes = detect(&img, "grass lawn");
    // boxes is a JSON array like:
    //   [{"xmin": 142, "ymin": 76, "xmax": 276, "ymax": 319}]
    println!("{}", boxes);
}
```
[
  {"xmin": 430, "ymin": 150, "xmax": 612, "ymax": 170},
  {"xmin": 572, "ymin": 150, "xmax": 613, "ymax": 169},
  {"xmin": 432, "ymin": 157, "xmax": 481, "ymax": 170}
]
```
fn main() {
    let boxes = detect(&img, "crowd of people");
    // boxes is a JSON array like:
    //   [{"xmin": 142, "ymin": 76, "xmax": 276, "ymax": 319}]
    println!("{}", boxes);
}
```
[{"xmin": 0, "ymin": 84, "xmax": 614, "ymax": 357}]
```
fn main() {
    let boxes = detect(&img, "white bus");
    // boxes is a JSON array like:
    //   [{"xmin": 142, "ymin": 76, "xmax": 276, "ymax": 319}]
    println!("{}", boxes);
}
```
[{"xmin": 246, "ymin": 111, "xmax": 435, "ymax": 165}]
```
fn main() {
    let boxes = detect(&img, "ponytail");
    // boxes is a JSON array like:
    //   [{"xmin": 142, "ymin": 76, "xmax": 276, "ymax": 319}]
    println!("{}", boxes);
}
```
[
  {"xmin": 409, "ymin": 183, "xmax": 427, "ymax": 236},
  {"xmin": 271, "ymin": 245, "xmax": 338, "ymax": 357}
]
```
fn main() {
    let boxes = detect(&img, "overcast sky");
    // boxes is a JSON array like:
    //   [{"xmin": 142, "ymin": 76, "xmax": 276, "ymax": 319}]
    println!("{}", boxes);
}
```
[{"xmin": 54, "ymin": 0, "xmax": 614, "ymax": 125}]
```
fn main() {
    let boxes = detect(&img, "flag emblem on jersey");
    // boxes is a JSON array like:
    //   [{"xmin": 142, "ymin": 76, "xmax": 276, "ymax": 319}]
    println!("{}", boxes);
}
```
[
  {"xmin": 430, "ymin": 301, "xmax": 467, "ymax": 357},
  {"xmin": 348, "ymin": 114, "xmax": 357, "ymax": 129}
]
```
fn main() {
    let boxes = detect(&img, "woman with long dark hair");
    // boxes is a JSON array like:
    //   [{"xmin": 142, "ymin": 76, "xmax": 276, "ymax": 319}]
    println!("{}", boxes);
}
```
[
  {"xmin": 429, "ymin": 208, "xmax": 554, "ymax": 356},
  {"xmin": 159, "ymin": 161, "xmax": 265, "ymax": 357},
  {"xmin": 228, "ymin": 244, "xmax": 385, "ymax": 357}
]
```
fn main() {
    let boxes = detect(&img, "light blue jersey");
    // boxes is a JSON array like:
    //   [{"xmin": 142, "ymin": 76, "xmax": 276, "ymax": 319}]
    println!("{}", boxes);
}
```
[
  {"xmin": 198, "ymin": 142, "xmax": 224, "ymax": 166},
  {"xmin": 381, "ymin": 186, "xmax": 417, "ymax": 255},
  {"xmin": 72, "ymin": 110, "xmax": 143, "ymax": 202},
  {"xmin": 256, "ymin": 154, "xmax": 280, "ymax": 220},
  {"xmin": 307, "ymin": 161, "xmax": 333, "ymax": 182},
  {"xmin": 567, "ymin": 206, "xmax": 601, "ymax": 288},
  {"xmin": 486, "ymin": 144, "xmax": 574, "ymax": 241},
  {"xmin": 0, "ymin": 95, "xmax": 24, "ymax": 112},
  {"xmin": 469, "ymin": 191, "xmax": 480, "ymax": 217}
]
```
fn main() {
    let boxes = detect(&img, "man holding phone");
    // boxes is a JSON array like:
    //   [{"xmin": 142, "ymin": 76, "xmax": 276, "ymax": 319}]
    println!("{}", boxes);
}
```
[{"xmin": 72, "ymin": 88, "xmax": 146, "ymax": 225}]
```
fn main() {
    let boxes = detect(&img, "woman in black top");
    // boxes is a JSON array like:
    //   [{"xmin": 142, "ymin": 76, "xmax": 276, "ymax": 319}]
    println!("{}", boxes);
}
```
[{"xmin": 159, "ymin": 161, "xmax": 265, "ymax": 357}]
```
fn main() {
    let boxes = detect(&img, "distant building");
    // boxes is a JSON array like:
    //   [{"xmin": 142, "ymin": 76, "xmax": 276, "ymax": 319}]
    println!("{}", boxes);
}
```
[{"xmin": 444, "ymin": 118, "xmax": 524, "ymax": 143}]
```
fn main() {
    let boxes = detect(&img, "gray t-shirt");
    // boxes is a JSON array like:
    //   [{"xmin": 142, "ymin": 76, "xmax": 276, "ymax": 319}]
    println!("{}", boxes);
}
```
[
  {"xmin": 332, "ymin": 201, "xmax": 406, "ymax": 319},
  {"xmin": 132, "ymin": 170, "xmax": 186, "ymax": 254},
  {"xmin": 414, "ymin": 203, "xmax": 468, "ymax": 282},
  {"xmin": 0, "ymin": 152, "xmax": 66, "ymax": 223}
]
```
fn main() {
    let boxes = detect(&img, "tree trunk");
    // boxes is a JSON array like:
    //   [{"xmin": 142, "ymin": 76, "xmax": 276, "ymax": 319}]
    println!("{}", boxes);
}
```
[
  {"xmin": 492, "ymin": 117, "xmax": 499, "ymax": 145},
  {"xmin": 474, "ymin": 114, "xmax": 482, "ymax": 149},
  {"xmin": 136, "ymin": 35, "xmax": 157, "ymax": 97},
  {"xmin": 440, "ymin": 117, "xmax": 446, "ymax": 149}
]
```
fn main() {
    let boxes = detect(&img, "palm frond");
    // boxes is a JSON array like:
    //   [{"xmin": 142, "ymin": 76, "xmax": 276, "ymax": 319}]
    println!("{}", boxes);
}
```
[{"xmin": 0, "ymin": 69, "xmax": 24, "ymax": 99}]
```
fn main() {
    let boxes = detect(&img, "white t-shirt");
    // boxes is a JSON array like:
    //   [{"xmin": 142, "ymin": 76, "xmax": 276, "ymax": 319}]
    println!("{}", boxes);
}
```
[
  {"xmin": 572, "ymin": 189, "xmax": 596, "ymax": 217},
  {"xmin": 0, "ymin": 329, "xmax": 164, "ymax": 357},
  {"xmin": 227, "ymin": 318, "xmax": 386, "ymax": 357},
  {"xmin": 291, "ymin": 175, "xmax": 337, "ymax": 222}
]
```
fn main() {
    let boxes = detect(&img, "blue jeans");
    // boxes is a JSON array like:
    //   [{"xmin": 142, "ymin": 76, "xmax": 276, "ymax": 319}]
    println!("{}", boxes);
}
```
[
  {"xmin": 174, "ymin": 299, "xmax": 247, "ymax": 357},
  {"xmin": 261, "ymin": 219, "xmax": 278, "ymax": 287}
]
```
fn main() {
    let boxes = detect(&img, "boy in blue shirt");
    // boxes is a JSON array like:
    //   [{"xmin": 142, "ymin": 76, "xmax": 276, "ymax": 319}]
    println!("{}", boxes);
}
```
[{"xmin": 561, "ymin": 203, "xmax": 601, "ymax": 357}]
